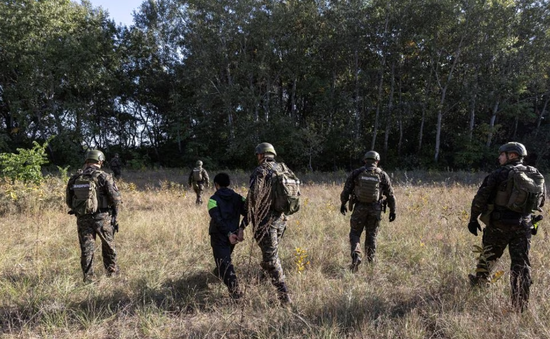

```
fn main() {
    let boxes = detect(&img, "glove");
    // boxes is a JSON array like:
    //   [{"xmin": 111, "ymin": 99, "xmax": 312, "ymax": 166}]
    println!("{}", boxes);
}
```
[
  {"xmin": 468, "ymin": 220, "xmax": 481, "ymax": 236},
  {"xmin": 340, "ymin": 203, "xmax": 347, "ymax": 216},
  {"xmin": 389, "ymin": 212, "xmax": 396, "ymax": 222}
]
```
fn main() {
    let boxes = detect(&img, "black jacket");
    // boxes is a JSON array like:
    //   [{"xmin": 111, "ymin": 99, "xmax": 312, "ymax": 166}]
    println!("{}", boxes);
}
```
[{"xmin": 208, "ymin": 187, "xmax": 246, "ymax": 236}]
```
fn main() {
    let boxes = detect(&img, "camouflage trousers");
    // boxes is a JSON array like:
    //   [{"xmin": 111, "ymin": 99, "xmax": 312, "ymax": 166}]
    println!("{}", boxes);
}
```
[
  {"xmin": 474, "ymin": 218, "xmax": 532, "ymax": 309},
  {"xmin": 193, "ymin": 183, "xmax": 205, "ymax": 204},
  {"xmin": 254, "ymin": 213, "xmax": 287, "ymax": 286},
  {"xmin": 77, "ymin": 213, "xmax": 118, "ymax": 281},
  {"xmin": 349, "ymin": 202, "xmax": 382, "ymax": 263}
]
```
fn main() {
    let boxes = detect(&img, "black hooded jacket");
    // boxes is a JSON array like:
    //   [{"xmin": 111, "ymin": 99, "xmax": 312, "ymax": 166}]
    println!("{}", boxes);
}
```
[{"xmin": 208, "ymin": 187, "xmax": 246, "ymax": 236}]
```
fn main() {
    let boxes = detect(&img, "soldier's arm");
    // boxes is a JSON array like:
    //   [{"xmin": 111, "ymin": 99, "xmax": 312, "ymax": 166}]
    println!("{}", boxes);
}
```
[
  {"xmin": 203, "ymin": 169, "xmax": 210, "ymax": 185},
  {"xmin": 470, "ymin": 172, "xmax": 498, "ymax": 221},
  {"xmin": 65, "ymin": 177, "xmax": 75, "ymax": 209},
  {"xmin": 100, "ymin": 173, "xmax": 122, "ymax": 208},
  {"xmin": 381, "ymin": 172, "xmax": 396, "ymax": 213},
  {"xmin": 340, "ymin": 170, "xmax": 358, "ymax": 204}
]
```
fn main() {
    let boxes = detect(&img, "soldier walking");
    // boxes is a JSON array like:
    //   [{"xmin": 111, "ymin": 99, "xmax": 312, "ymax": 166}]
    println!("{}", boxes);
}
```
[
  {"xmin": 109, "ymin": 153, "xmax": 122, "ymax": 180},
  {"xmin": 239, "ymin": 142, "xmax": 295, "ymax": 304},
  {"xmin": 188, "ymin": 160, "xmax": 210, "ymax": 204},
  {"xmin": 66, "ymin": 150, "xmax": 122, "ymax": 283},
  {"xmin": 340, "ymin": 151, "xmax": 396, "ymax": 272},
  {"xmin": 468, "ymin": 142, "xmax": 546, "ymax": 312}
]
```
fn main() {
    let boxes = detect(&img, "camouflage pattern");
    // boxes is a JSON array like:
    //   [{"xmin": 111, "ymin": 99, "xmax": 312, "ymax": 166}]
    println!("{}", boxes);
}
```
[
  {"xmin": 341, "ymin": 161, "xmax": 396, "ymax": 264},
  {"xmin": 66, "ymin": 165, "xmax": 122, "ymax": 282},
  {"xmin": 188, "ymin": 167, "xmax": 210, "ymax": 204},
  {"xmin": 470, "ymin": 158, "xmax": 546, "ymax": 310},
  {"xmin": 246, "ymin": 158, "xmax": 289, "ymax": 297},
  {"xmin": 77, "ymin": 213, "xmax": 118, "ymax": 281}
]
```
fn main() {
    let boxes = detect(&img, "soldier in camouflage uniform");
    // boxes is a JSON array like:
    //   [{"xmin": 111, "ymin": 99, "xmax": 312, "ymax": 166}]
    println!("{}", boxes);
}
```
[
  {"xmin": 66, "ymin": 150, "xmax": 122, "ymax": 283},
  {"xmin": 188, "ymin": 160, "xmax": 210, "ymax": 204},
  {"xmin": 340, "ymin": 151, "xmax": 396, "ymax": 271},
  {"xmin": 239, "ymin": 142, "xmax": 291, "ymax": 304},
  {"xmin": 109, "ymin": 153, "xmax": 122, "ymax": 180},
  {"xmin": 468, "ymin": 142, "xmax": 546, "ymax": 312}
]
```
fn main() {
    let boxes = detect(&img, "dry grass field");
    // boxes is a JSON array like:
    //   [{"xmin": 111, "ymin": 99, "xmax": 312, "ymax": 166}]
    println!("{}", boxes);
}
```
[{"xmin": 1, "ymin": 169, "xmax": 549, "ymax": 338}]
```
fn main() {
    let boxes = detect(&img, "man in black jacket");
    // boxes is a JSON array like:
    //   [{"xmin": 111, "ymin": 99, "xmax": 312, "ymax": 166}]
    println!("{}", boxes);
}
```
[{"xmin": 208, "ymin": 172, "xmax": 246, "ymax": 299}]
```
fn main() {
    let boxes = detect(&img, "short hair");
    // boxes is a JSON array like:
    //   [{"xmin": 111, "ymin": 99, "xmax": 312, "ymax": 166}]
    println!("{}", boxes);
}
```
[{"xmin": 214, "ymin": 172, "xmax": 231, "ymax": 187}]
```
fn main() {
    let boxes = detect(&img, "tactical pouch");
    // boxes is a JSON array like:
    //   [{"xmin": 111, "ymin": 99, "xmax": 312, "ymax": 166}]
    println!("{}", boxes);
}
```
[{"xmin": 479, "ymin": 204, "xmax": 494, "ymax": 226}]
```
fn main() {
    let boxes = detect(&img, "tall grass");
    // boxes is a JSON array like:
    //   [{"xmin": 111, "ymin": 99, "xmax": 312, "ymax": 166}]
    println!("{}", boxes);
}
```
[{"xmin": 0, "ymin": 169, "xmax": 549, "ymax": 338}]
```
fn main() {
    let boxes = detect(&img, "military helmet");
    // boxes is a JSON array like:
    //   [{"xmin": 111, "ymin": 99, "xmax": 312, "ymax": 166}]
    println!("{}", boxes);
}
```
[
  {"xmin": 255, "ymin": 142, "xmax": 277, "ymax": 156},
  {"xmin": 498, "ymin": 142, "xmax": 527, "ymax": 157},
  {"xmin": 85, "ymin": 149, "xmax": 106, "ymax": 163},
  {"xmin": 196, "ymin": 160, "xmax": 203, "ymax": 167},
  {"xmin": 363, "ymin": 150, "xmax": 380, "ymax": 161}
]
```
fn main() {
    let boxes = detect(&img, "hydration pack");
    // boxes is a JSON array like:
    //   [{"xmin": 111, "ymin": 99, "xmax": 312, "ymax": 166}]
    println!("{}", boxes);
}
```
[
  {"xmin": 71, "ymin": 171, "xmax": 101, "ymax": 216},
  {"xmin": 192, "ymin": 167, "xmax": 203, "ymax": 182},
  {"xmin": 495, "ymin": 164, "xmax": 545, "ymax": 214},
  {"xmin": 270, "ymin": 163, "xmax": 301, "ymax": 215},
  {"xmin": 354, "ymin": 167, "xmax": 382, "ymax": 203}
]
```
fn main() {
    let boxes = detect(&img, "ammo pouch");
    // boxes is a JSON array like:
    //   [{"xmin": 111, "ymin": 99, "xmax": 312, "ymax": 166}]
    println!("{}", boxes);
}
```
[{"xmin": 479, "ymin": 204, "xmax": 494, "ymax": 226}]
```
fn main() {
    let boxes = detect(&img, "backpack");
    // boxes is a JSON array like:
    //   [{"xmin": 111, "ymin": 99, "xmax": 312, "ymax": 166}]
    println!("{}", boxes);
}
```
[
  {"xmin": 269, "ymin": 163, "xmax": 301, "ymax": 215},
  {"xmin": 71, "ymin": 171, "xmax": 101, "ymax": 216},
  {"xmin": 495, "ymin": 165, "xmax": 545, "ymax": 214},
  {"xmin": 192, "ymin": 167, "xmax": 203, "ymax": 182},
  {"xmin": 354, "ymin": 167, "xmax": 382, "ymax": 203}
]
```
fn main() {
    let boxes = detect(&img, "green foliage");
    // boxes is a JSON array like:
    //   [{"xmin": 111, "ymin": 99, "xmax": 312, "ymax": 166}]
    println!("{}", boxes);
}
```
[
  {"xmin": 0, "ymin": 139, "xmax": 51, "ymax": 184},
  {"xmin": 1, "ymin": 0, "xmax": 550, "ymax": 171}
]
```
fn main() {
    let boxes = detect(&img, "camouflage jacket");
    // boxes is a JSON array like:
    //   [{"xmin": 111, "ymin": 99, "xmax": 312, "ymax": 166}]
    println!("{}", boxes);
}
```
[
  {"xmin": 65, "ymin": 165, "xmax": 122, "ymax": 213},
  {"xmin": 470, "ymin": 159, "xmax": 546, "ymax": 222},
  {"xmin": 340, "ymin": 164, "xmax": 396, "ymax": 213},
  {"xmin": 244, "ymin": 158, "xmax": 279, "ymax": 226}
]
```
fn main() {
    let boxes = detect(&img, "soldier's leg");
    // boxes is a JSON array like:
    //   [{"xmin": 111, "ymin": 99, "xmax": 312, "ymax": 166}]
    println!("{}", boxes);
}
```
[
  {"xmin": 364, "ymin": 213, "xmax": 381, "ymax": 262},
  {"xmin": 95, "ymin": 215, "xmax": 118, "ymax": 275},
  {"xmin": 198, "ymin": 184, "xmax": 204, "ymax": 204},
  {"xmin": 473, "ymin": 225, "xmax": 508, "ymax": 284},
  {"xmin": 349, "ymin": 204, "xmax": 368, "ymax": 268},
  {"xmin": 255, "ymin": 219, "xmax": 289, "ymax": 302},
  {"xmin": 77, "ymin": 217, "xmax": 96, "ymax": 282},
  {"xmin": 509, "ymin": 227, "xmax": 531, "ymax": 311},
  {"xmin": 193, "ymin": 183, "xmax": 200, "ymax": 205}
]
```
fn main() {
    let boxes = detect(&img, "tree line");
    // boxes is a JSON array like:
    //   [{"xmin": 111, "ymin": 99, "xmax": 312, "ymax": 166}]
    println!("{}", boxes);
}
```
[{"xmin": 1, "ymin": 0, "xmax": 549, "ymax": 172}]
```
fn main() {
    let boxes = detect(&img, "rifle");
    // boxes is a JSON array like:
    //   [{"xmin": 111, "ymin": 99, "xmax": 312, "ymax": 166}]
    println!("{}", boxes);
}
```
[
  {"xmin": 382, "ymin": 199, "xmax": 387, "ymax": 214},
  {"xmin": 531, "ymin": 214, "xmax": 543, "ymax": 235}
]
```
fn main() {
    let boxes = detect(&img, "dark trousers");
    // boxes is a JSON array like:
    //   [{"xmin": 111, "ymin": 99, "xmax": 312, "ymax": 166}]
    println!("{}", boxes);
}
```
[
  {"xmin": 349, "ymin": 202, "xmax": 382, "ymax": 263},
  {"xmin": 476, "ymin": 218, "xmax": 532, "ymax": 309},
  {"xmin": 211, "ymin": 234, "xmax": 238, "ymax": 293}
]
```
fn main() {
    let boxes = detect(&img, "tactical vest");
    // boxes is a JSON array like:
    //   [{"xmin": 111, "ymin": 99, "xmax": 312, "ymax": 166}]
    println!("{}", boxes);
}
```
[
  {"xmin": 192, "ymin": 167, "xmax": 203, "ymax": 182},
  {"xmin": 354, "ymin": 167, "xmax": 382, "ymax": 203},
  {"xmin": 71, "ymin": 170, "xmax": 109, "ymax": 216}
]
